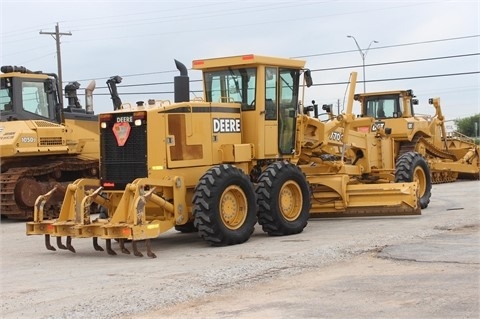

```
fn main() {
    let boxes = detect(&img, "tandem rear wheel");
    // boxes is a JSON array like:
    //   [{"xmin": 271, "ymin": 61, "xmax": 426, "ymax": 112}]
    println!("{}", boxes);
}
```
[
  {"xmin": 256, "ymin": 161, "xmax": 311, "ymax": 236},
  {"xmin": 192, "ymin": 162, "xmax": 311, "ymax": 246},
  {"xmin": 395, "ymin": 151, "xmax": 432, "ymax": 209}
]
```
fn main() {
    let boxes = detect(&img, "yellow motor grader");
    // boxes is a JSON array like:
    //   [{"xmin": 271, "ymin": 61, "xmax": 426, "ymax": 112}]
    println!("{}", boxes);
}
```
[
  {"xmin": 27, "ymin": 54, "xmax": 426, "ymax": 258},
  {"xmin": 0, "ymin": 66, "xmax": 99, "ymax": 219},
  {"xmin": 354, "ymin": 90, "xmax": 479, "ymax": 185}
]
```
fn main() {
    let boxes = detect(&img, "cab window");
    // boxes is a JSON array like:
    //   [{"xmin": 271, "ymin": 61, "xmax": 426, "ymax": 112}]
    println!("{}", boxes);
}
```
[
  {"xmin": 204, "ymin": 68, "xmax": 256, "ymax": 111},
  {"xmin": 265, "ymin": 67, "xmax": 277, "ymax": 120},
  {"xmin": 278, "ymin": 68, "xmax": 299, "ymax": 154},
  {"xmin": 366, "ymin": 95, "xmax": 398, "ymax": 119},
  {"xmin": 22, "ymin": 81, "xmax": 50, "ymax": 118},
  {"xmin": 0, "ymin": 87, "xmax": 12, "ymax": 112}
]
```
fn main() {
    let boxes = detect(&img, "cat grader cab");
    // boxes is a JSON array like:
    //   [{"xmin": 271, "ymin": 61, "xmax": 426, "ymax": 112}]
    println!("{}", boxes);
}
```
[
  {"xmin": 354, "ymin": 90, "xmax": 479, "ymax": 184},
  {"xmin": 0, "ymin": 66, "xmax": 99, "ymax": 219},
  {"xmin": 26, "ymin": 54, "xmax": 426, "ymax": 258}
]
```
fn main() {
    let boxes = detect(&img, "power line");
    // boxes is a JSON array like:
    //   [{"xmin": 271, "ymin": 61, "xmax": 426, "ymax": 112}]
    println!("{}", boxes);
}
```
[
  {"xmin": 310, "ymin": 53, "xmax": 480, "ymax": 72},
  {"xmin": 67, "ymin": 48, "xmax": 480, "ymax": 83},
  {"xmin": 1, "ymin": 2, "xmax": 322, "ymax": 39},
  {"xmin": 5, "ymin": 2, "xmax": 429, "ymax": 45},
  {"xmin": 83, "ymin": 72, "xmax": 479, "ymax": 96},
  {"xmin": 67, "ymin": 2, "xmax": 312, "ymax": 32},
  {"xmin": 19, "ymin": 52, "xmax": 57, "ymax": 64},
  {"xmin": 309, "ymin": 71, "xmax": 480, "ymax": 87},
  {"xmin": 2, "ymin": 44, "xmax": 53, "ymax": 57},
  {"xmin": 79, "ymin": 52, "xmax": 478, "ymax": 88},
  {"xmin": 292, "ymin": 35, "xmax": 480, "ymax": 58},
  {"xmin": 72, "ymin": 70, "xmax": 179, "ymax": 82}
]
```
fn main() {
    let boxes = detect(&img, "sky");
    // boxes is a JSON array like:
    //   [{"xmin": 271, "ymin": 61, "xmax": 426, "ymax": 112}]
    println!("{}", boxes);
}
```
[{"xmin": 1, "ymin": 0, "xmax": 479, "ymax": 122}]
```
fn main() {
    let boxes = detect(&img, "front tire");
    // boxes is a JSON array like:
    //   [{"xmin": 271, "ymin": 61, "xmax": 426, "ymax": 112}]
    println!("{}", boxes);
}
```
[
  {"xmin": 256, "ymin": 161, "xmax": 310, "ymax": 236},
  {"xmin": 395, "ymin": 151, "xmax": 432, "ymax": 209},
  {"xmin": 193, "ymin": 164, "xmax": 257, "ymax": 246}
]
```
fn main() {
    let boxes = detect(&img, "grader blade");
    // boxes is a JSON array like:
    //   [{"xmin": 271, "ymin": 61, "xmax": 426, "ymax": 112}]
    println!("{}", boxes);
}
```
[
  {"xmin": 45, "ymin": 235, "xmax": 56, "ymax": 251},
  {"xmin": 93, "ymin": 237, "xmax": 104, "ymax": 251},
  {"xmin": 308, "ymin": 181, "xmax": 420, "ymax": 218}
]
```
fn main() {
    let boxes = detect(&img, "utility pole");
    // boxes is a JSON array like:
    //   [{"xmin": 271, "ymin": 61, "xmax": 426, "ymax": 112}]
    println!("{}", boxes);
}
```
[{"xmin": 40, "ymin": 23, "xmax": 72, "ymax": 104}]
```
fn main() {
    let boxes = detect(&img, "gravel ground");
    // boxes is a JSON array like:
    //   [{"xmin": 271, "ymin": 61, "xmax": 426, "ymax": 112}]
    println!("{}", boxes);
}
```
[{"xmin": 0, "ymin": 180, "xmax": 479, "ymax": 319}]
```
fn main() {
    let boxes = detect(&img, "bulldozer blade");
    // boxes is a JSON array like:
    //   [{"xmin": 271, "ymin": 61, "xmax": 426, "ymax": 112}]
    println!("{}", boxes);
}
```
[
  {"xmin": 145, "ymin": 239, "xmax": 157, "ymax": 258},
  {"xmin": 45, "ymin": 235, "xmax": 56, "ymax": 251},
  {"xmin": 132, "ymin": 241, "xmax": 144, "ymax": 257},
  {"xmin": 105, "ymin": 239, "xmax": 117, "ymax": 256},
  {"xmin": 57, "ymin": 237, "xmax": 68, "ymax": 250},
  {"xmin": 118, "ymin": 239, "xmax": 131, "ymax": 255},
  {"xmin": 93, "ymin": 237, "xmax": 104, "ymax": 251},
  {"xmin": 66, "ymin": 237, "xmax": 76, "ymax": 253}
]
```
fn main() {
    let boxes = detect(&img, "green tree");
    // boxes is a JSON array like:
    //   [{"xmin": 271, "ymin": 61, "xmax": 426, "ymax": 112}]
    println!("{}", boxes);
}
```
[{"xmin": 455, "ymin": 114, "xmax": 480, "ymax": 137}]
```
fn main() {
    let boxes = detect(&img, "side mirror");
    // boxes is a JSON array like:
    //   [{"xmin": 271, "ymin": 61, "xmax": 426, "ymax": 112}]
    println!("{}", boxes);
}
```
[{"xmin": 304, "ymin": 69, "xmax": 313, "ymax": 88}]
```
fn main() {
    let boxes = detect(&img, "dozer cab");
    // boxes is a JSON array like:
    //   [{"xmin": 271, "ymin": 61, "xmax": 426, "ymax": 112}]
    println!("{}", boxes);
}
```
[
  {"xmin": 0, "ymin": 66, "xmax": 99, "ymax": 219},
  {"xmin": 27, "ymin": 54, "xmax": 425, "ymax": 258},
  {"xmin": 354, "ymin": 90, "xmax": 479, "ymax": 185}
]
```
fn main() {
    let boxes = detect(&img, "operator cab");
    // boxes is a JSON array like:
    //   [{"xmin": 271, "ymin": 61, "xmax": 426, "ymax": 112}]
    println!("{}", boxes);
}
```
[
  {"xmin": 193, "ymin": 54, "xmax": 308, "ymax": 158},
  {"xmin": 0, "ymin": 68, "xmax": 58, "ymax": 122},
  {"xmin": 1, "ymin": 66, "xmax": 98, "ymax": 123},
  {"xmin": 355, "ymin": 89, "xmax": 417, "ymax": 120},
  {"xmin": 364, "ymin": 94, "xmax": 402, "ymax": 119}
]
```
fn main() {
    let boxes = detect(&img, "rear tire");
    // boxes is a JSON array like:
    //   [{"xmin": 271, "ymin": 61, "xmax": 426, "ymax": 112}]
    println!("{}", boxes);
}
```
[
  {"xmin": 256, "ymin": 161, "xmax": 310, "ymax": 236},
  {"xmin": 395, "ymin": 151, "xmax": 432, "ymax": 209},
  {"xmin": 193, "ymin": 164, "xmax": 257, "ymax": 246}
]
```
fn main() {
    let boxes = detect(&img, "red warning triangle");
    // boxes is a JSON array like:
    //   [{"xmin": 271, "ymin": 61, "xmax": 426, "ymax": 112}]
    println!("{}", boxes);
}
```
[{"xmin": 112, "ymin": 122, "xmax": 131, "ymax": 146}]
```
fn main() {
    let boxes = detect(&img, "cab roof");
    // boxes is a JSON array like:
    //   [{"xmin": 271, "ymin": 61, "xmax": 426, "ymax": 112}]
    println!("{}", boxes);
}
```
[{"xmin": 192, "ymin": 54, "xmax": 306, "ymax": 70}]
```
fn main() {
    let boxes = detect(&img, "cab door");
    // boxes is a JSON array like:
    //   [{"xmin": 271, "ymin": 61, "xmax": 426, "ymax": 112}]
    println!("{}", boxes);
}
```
[
  {"xmin": 277, "ymin": 68, "xmax": 299, "ymax": 155},
  {"xmin": 264, "ymin": 67, "xmax": 279, "ymax": 156}
]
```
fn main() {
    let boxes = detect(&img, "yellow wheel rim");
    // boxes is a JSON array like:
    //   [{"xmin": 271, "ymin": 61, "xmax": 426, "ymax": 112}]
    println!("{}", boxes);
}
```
[
  {"xmin": 279, "ymin": 181, "xmax": 303, "ymax": 221},
  {"xmin": 413, "ymin": 166, "xmax": 426, "ymax": 197},
  {"xmin": 220, "ymin": 185, "xmax": 247, "ymax": 230}
]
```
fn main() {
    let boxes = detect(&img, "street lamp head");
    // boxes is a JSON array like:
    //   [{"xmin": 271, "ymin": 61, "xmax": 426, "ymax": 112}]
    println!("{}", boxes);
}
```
[
  {"xmin": 347, "ymin": 35, "xmax": 352, "ymax": 38},
  {"xmin": 373, "ymin": 40, "xmax": 379, "ymax": 43}
]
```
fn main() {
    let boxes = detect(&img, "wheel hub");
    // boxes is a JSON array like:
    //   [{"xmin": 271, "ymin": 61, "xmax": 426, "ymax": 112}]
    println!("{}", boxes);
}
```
[
  {"xmin": 279, "ymin": 181, "xmax": 302, "ymax": 221},
  {"xmin": 220, "ymin": 186, "xmax": 247, "ymax": 230}
]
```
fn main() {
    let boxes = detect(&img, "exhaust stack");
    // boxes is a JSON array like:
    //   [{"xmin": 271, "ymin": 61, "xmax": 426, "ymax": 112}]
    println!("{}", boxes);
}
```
[
  {"xmin": 85, "ymin": 80, "xmax": 96, "ymax": 114},
  {"xmin": 174, "ymin": 59, "xmax": 189, "ymax": 103}
]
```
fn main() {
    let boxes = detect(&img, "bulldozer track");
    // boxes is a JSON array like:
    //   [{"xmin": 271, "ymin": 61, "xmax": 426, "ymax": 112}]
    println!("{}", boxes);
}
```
[
  {"xmin": 420, "ymin": 137, "xmax": 456, "ymax": 161},
  {"xmin": 399, "ymin": 136, "xmax": 462, "ymax": 184},
  {"xmin": 1, "ymin": 157, "xmax": 98, "ymax": 220}
]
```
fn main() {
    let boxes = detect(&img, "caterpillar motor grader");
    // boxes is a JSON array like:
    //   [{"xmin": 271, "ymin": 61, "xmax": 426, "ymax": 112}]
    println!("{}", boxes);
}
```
[
  {"xmin": 354, "ymin": 90, "xmax": 479, "ymax": 186},
  {"xmin": 0, "ymin": 66, "xmax": 99, "ymax": 219},
  {"xmin": 26, "ymin": 54, "xmax": 426, "ymax": 258}
]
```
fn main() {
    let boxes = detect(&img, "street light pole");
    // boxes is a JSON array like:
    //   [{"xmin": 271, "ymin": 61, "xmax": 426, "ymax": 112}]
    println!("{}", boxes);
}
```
[{"xmin": 347, "ymin": 35, "xmax": 378, "ymax": 93}]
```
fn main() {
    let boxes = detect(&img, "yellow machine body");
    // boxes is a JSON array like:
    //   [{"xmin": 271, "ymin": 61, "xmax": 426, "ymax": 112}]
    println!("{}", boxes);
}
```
[
  {"xmin": 1, "ymin": 67, "xmax": 99, "ymax": 219},
  {"xmin": 27, "ymin": 55, "xmax": 421, "ymax": 257},
  {"xmin": 355, "ymin": 90, "xmax": 479, "ymax": 183}
]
